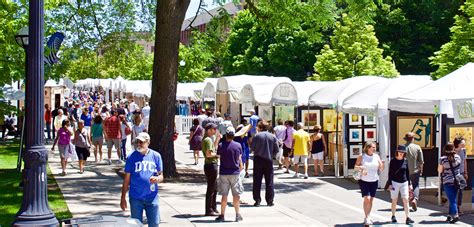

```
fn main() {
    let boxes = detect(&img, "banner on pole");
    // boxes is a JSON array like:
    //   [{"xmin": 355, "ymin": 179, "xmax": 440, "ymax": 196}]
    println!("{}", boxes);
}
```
[{"xmin": 452, "ymin": 98, "xmax": 474, "ymax": 124}]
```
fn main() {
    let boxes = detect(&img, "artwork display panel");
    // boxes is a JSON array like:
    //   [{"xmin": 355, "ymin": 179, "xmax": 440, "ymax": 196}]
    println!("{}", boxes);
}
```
[
  {"xmin": 396, "ymin": 116, "xmax": 433, "ymax": 148},
  {"xmin": 302, "ymin": 109, "xmax": 321, "ymax": 130},
  {"xmin": 349, "ymin": 128, "xmax": 363, "ymax": 142}
]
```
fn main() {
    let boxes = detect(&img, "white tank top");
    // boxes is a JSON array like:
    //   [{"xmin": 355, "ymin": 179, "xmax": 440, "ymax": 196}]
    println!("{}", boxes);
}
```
[{"xmin": 361, "ymin": 153, "xmax": 380, "ymax": 182}]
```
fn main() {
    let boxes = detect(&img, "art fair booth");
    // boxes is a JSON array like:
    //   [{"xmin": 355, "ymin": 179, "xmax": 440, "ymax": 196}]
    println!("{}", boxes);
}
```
[
  {"xmin": 308, "ymin": 76, "xmax": 388, "ymax": 177},
  {"xmin": 341, "ymin": 75, "xmax": 432, "ymax": 186}
]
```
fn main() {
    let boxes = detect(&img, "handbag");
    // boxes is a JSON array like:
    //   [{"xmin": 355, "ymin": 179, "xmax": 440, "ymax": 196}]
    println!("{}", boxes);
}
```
[
  {"xmin": 353, "ymin": 169, "xmax": 362, "ymax": 181},
  {"xmin": 448, "ymin": 158, "xmax": 467, "ymax": 190}
]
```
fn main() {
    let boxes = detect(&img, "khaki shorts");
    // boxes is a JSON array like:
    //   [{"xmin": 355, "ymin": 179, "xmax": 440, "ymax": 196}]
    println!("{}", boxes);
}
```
[
  {"xmin": 219, "ymin": 174, "xmax": 243, "ymax": 196},
  {"xmin": 311, "ymin": 152, "xmax": 324, "ymax": 160},
  {"xmin": 106, "ymin": 138, "xmax": 121, "ymax": 150},
  {"xmin": 293, "ymin": 155, "xmax": 308, "ymax": 165}
]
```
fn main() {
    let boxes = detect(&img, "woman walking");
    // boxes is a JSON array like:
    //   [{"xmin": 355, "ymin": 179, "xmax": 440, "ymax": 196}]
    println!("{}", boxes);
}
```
[
  {"xmin": 131, "ymin": 115, "xmax": 146, "ymax": 151},
  {"xmin": 354, "ymin": 141, "xmax": 384, "ymax": 225},
  {"xmin": 388, "ymin": 145, "xmax": 414, "ymax": 224},
  {"xmin": 453, "ymin": 137, "xmax": 468, "ymax": 213},
  {"xmin": 310, "ymin": 125, "xmax": 327, "ymax": 176},
  {"xmin": 439, "ymin": 142, "xmax": 462, "ymax": 223},
  {"xmin": 73, "ymin": 120, "xmax": 92, "ymax": 174},
  {"xmin": 189, "ymin": 118, "xmax": 203, "ymax": 165},
  {"xmin": 51, "ymin": 119, "xmax": 73, "ymax": 176},
  {"xmin": 91, "ymin": 115, "xmax": 104, "ymax": 162},
  {"xmin": 119, "ymin": 115, "xmax": 131, "ymax": 160}
]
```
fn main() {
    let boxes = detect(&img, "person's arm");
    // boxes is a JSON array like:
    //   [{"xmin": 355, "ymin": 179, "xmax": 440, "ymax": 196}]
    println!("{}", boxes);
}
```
[
  {"xmin": 205, "ymin": 139, "xmax": 218, "ymax": 158},
  {"xmin": 406, "ymin": 160, "xmax": 412, "ymax": 186},
  {"xmin": 354, "ymin": 155, "xmax": 364, "ymax": 171},
  {"xmin": 150, "ymin": 171, "xmax": 164, "ymax": 184},
  {"xmin": 120, "ymin": 173, "xmax": 130, "ymax": 211},
  {"xmin": 387, "ymin": 159, "xmax": 393, "ymax": 185},
  {"xmin": 273, "ymin": 138, "xmax": 279, "ymax": 156},
  {"xmin": 418, "ymin": 148, "xmax": 424, "ymax": 175},
  {"xmin": 188, "ymin": 129, "xmax": 195, "ymax": 145},
  {"xmin": 306, "ymin": 136, "xmax": 311, "ymax": 156},
  {"xmin": 322, "ymin": 134, "xmax": 328, "ymax": 155},
  {"xmin": 378, "ymin": 154, "xmax": 384, "ymax": 171},
  {"xmin": 437, "ymin": 164, "xmax": 444, "ymax": 175},
  {"xmin": 51, "ymin": 130, "xmax": 60, "ymax": 150}
]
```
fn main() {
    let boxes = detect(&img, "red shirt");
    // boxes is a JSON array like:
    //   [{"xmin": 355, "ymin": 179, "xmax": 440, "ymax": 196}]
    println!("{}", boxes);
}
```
[
  {"xmin": 45, "ymin": 109, "xmax": 52, "ymax": 123},
  {"xmin": 104, "ymin": 116, "xmax": 121, "ymax": 139}
]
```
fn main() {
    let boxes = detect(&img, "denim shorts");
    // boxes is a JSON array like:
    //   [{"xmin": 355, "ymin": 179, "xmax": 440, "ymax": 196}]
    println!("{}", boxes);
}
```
[
  {"xmin": 129, "ymin": 197, "xmax": 160, "ymax": 226},
  {"xmin": 359, "ymin": 180, "xmax": 378, "ymax": 198}
]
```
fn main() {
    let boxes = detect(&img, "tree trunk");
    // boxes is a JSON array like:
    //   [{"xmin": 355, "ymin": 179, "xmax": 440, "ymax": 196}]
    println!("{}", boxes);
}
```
[{"xmin": 149, "ymin": 0, "xmax": 190, "ymax": 178}]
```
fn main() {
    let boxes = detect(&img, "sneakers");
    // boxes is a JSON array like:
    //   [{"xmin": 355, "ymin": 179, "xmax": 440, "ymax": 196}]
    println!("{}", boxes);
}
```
[
  {"xmin": 450, "ymin": 216, "xmax": 459, "ymax": 224},
  {"xmin": 244, "ymin": 172, "xmax": 249, "ymax": 178},
  {"xmin": 303, "ymin": 174, "xmax": 309, "ymax": 179},
  {"xmin": 410, "ymin": 200, "xmax": 417, "ymax": 212},
  {"xmin": 391, "ymin": 215, "xmax": 397, "ymax": 223},
  {"xmin": 364, "ymin": 217, "xmax": 373, "ymax": 225},
  {"xmin": 253, "ymin": 202, "xmax": 260, "ymax": 207},
  {"xmin": 293, "ymin": 173, "xmax": 299, "ymax": 178},
  {"xmin": 406, "ymin": 217, "xmax": 414, "ymax": 224},
  {"xmin": 215, "ymin": 215, "xmax": 225, "ymax": 222},
  {"xmin": 446, "ymin": 215, "xmax": 452, "ymax": 222},
  {"xmin": 235, "ymin": 214, "xmax": 243, "ymax": 222}
]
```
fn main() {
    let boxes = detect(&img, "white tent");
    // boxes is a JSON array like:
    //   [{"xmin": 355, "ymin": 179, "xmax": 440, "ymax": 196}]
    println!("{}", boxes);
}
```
[
  {"xmin": 217, "ymin": 75, "xmax": 291, "ymax": 102},
  {"xmin": 202, "ymin": 78, "xmax": 218, "ymax": 101},
  {"xmin": 292, "ymin": 81, "xmax": 333, "ymax": 106},
  {"xmin": 239, "ymin": 80, "xmax": 293, "ymax": 105},
  {"xmin": 388, "ymin": 63, "xmax": 474, "ymax": 117},
  {"xmin": 341, "ymin": 75, "xmax": 432, "ymax": 183},
  {"xmin": 177, "ymin": 82, "xmax": 206, "ymax": 100}
]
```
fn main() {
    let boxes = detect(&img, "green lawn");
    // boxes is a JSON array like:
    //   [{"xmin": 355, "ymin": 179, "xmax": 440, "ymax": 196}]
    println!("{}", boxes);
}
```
[{"xmin": 0, "ymin": 142, "xmax": 72, "ymax": 226}]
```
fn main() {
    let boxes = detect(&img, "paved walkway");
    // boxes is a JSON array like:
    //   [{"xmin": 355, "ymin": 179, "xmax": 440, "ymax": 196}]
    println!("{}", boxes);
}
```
[{"xmin": 48, "ymin": 136, "xmax": 474, "ymax": 226}]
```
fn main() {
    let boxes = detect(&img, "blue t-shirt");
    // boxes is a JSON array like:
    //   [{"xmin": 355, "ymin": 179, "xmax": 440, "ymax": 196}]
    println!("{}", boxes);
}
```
[
  {"xmin": 81, "ymin": 114, "xmax": 92, "ymax": 127},
  {"xmin": 124, "ymin": 149, "xmax": 163, "ymax": 201},
  {"xmin": 249, "ymin": 115, "xmax": 259, "ymax": 134},
  {"xmin": 217, "ymin": 141, "xmax": 242, "ymax": 175}
]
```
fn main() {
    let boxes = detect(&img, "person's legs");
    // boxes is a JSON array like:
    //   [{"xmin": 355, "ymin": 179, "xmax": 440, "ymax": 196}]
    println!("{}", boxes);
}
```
[
  {"xmin": 444, "ymin": 184, "xmax": 459, "ymax": 217},
  {"xmin": 391, "ymin": 198, "xmax": 397, "ymax": 217},
  {"xmin": 363, "ymin": 196, "xmax": 371, "ymax": 218},
  {"xmin": 204, "ymin": 164, "xmax": 214, "ymax": 214},
  {"xmin": 457, "ymin": 188, "xmax": 463, "ymax": 212},
  {"xmin": 210, "ymin": 164, "xmax": 218, "ymax": 212},
  {"xmin": 409, "ymin": 173, "xmax": 420, "ymax": 200},
  {"xmin": 98, "ymin": 142, "xmax": 103, "ymax": 161},
  {"xmin": 402, "ymin": 198, "xmax": 410, "ymax": 218},
  {"xmin": 233, "ymin": 195, "xmax": 240, "ymax": 215},
  {"xmin": 302, "ymin": 156, "xmax": 308, "ymax": 176},
  {"xmin": 121, "ymin": 138, "xmax": 127, "ymax": 160},
  {"xmin": 263, "ymin": 160, "xmax": 274, "ymax": 204},
  {"xmin": 220, "ymin": 195, "xmax": 228, "ymax": 216},
  {"xmin": 193, "ymin": 150, "xmax": 199, "ymax": 165},
  {"xmin": 293, "ymin": 155, "xmax": 300, "ymax": 176},
  {"xmin": 252, "ymin": 157, "xmax": 263, "ymax": 204},
  {"xmin": 94, "ymin": 141, "xmax": 98, "ymax": 162},
  {"xmin": 115, "ymin": 139, "xmax": 122, "ymax": 160},
  {"xmin": 313, "ymin": 159, "xmax": 319, "ymax": 176},
  {"xmin": 318, "ymin": 158, "xmax": 324, "ymax": 175},
  {"xmin": 106, "ymin": 139, "xmax": 112, "ymax": 160},
  {"xmin": 129, "ymin": 197, "xmax": 145, "ymax": 223},
  {"xmin": 144, "ymin": 199, "xmax": 160, "ymax": 227},
  {"xmin": 46, "ymin": 123, "xmax": 52, "ymax": 140}
]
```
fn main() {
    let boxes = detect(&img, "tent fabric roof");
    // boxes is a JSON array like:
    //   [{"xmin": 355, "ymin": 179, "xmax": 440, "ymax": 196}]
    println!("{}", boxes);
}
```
[
  {"xmin": 388, "ymin": 63, "xmax": 474, "ymax": 115},
  {"xmin": 292, "ymin": 81, "xmax": 333, "ymax": 106},
  {"xmin": 271, "ymin": 82, "xmax": 298, "ymax": 105},
  {"xmin": 239, "ymin": 80, "xmax": 293, "ymax": 105},
  {"xmin": 342, "ymin": 76, "xmax": 432, "ymax": 116},
  {"xmin": 177, "ymin": 82, "xmax": 206, "ymax": 100},
  {"xmin": 202, "ymin": 78, "xmax": 218, "ymax": 101},
  {"xmin": 309, "ymin": 76, "xmax": 388, "ymax": 110},
  {"xmin": 218, "ymin": 75, "xmax": 291, "ymax": 103}
]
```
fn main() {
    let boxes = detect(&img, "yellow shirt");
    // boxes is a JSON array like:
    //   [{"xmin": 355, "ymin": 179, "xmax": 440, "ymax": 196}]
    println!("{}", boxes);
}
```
[{"xmin": 292, "ymin": 129, "xmax": 310, "ymax": 156}]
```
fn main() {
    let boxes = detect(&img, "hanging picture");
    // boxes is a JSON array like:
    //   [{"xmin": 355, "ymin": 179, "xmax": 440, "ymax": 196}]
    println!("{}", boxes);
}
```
[
  {"xmin": 364, "ymin": 115, "xmax": 376, "ymax": 125},
  {"xmin": 447, "ymin": 125, "xmax": 474, "ymax": 156},
  {"xmin": 275, "ymin": 106, "xmax": 295, "ymax": 121},
  {"xmin": 364, "ymin": 128, "xmax": 377, "ymax": 142},
  {"xmin": 349, "ymin": 128, "xmax": 363, "ymax": 142},
  {"xmin": 323, "ymin": 109, "xmax": 343, "ymax": 132},
  {"xmin": 301, "ymin": 109, "xmax": 321, "ymax": 130},
  {"xmin": 241, "ymin": 102, "xmax": 254, "ymax": 116},
  {"xmin": 350, "ymin": 144, "xmax": 363, "ymax": 159},
  {"xmin": 258, "ymin": 105, "xmax": 273, "ymax": 123},
  {"xmin": 349, "ymin": 114, "xmax": 362, "ymax": 126},
  {"xmin": 396, "ymin": 116, "xmax": 433, "ymax": 148}
]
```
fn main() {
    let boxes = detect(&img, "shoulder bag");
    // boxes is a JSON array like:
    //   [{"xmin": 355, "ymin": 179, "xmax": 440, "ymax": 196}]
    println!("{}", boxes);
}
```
[{"xmin": 448, "ymin": 158, "xmax": 467, "ymax": 190}]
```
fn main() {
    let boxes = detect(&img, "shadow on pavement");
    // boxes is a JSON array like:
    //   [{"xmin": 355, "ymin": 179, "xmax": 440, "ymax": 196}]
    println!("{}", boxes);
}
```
[{"xmin": 172, "ymin": 214, "xmax": 206, "ymax": 219}]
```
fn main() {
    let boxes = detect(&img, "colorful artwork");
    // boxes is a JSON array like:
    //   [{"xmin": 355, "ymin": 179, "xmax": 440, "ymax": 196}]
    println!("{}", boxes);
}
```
[
  {"xmin": 349, "ymin": 114, "xmax": 362, "ymax": 126},
  {"xmin": 397, "ymin": 116, "xmax": 433, "ymax": 148},
  {"xmin": 323, "ymin": 109, "xmax": 343, "ymax": 132},
  {"xmin": 258, "ymin": 105, "xmax": 273, "ymax": 122},
  {"xmin": 349, "ymin": 129, "xmax": 363, "ymax": 142},
  {"xmin": 302, "ymin": 110, "xmax": 321, "ymax": 130},
  {"xmin": 364, "ymin": 115, "xmax": 376, "ymax": 125},
  {"xmin": 275, "ymin": 106, "xmax": 295, "ymax": 122},
  {"xmin": 350, "ymin": 145, "xmax": 363, "ymax": 159},
  {"xmin": 364, "ymin": 128, "xmax": 377, "ymax": 142},
  {"xmin": 448, "ymin": 126, "xmax": 474, "ymax": 156}
]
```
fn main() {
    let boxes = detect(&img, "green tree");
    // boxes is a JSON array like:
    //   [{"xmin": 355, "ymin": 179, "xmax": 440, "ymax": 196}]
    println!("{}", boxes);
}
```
[
  {"xmin": 374, "ymin": 1, "xmax": 461, "ymax": 75},
  {"xmin": 430, "ymin": 0, "xmax": 474, "ymax": 79},
  {"xmin": 312, "ymin": 14, "xmax": 399, "ymax": 81}
]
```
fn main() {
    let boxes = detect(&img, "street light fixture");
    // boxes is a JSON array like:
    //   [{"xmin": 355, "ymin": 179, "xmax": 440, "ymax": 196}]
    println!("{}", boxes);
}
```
[
  {"xmin": 13, "ymin": 0, "xmax": 59, "ymax": 226},
  {"xmin": 15, "ymin": 26, "xmax": 29, "ymax": 49}
]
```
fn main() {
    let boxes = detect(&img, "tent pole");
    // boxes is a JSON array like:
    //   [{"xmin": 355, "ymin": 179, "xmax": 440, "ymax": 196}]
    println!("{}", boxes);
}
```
[
  {"xmin": 437, "ymin": 113, "xmax": 442, "ymax": 206},
  {"xmin": 335, "ymin": 110, "xmax": 340, "ymax": 177}
]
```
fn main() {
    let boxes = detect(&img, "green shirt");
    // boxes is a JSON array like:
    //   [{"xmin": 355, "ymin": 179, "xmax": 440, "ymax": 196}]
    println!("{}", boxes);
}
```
[{"xmin": 202, "ymin": 136, "xmax": 218, "ymax": 164}]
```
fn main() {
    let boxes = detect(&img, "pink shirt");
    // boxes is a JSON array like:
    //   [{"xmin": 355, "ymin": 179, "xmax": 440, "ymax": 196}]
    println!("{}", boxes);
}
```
[{"xmin": 57, "ymin": 128, "xmax": 71, "ymax": 145}]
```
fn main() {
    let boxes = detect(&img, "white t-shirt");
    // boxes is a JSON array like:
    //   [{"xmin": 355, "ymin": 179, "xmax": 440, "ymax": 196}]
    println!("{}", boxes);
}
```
[
  {"xmin": 132, "ymin": 124, "xmax": 146, "ymax": 141},
  {"xmin": 142, "ymin": 106, "xmax": 151, "ymax": 118},
  {"xmin": 129, "ymin": 102, "xmax": 137, "ymax": 113},
  {"xmin": 274, "ymin": 125, "xmax": 286, "ymax": 142},
  {"xmin": 361, "ymin": 153, "xmax": 381, "ymax": 182}
]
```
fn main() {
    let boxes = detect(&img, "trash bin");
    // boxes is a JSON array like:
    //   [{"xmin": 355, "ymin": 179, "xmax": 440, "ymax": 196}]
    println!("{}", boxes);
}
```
[{"xmin": 61, "ymin": 215, "xmax": 142, "ymax": 227}]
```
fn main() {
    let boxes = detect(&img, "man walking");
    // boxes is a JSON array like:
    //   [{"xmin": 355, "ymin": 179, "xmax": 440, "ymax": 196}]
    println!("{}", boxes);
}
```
[
  {"xmin": 273, "ymin": 119, "xmax": 286, "ymax": 169},
  {"xmin": 141, "ymin": 102, "xmax": 151, "ymax": 130},
  {"xmin": 121, "ymin": 132, "xmax": 163, "ymax": 226},
  {"xmin": 45, "ymin": 104, "xmax": 52, "ymax": 143},
  {"xmin": 202, "ymin": 123, "xmax": 220, "ymax": 216},
  {"xmin": 104, "ymin": 110, "xmax": 122, "ymax": 163},
  {"xmin": 404, "ymin": 132, "xmax": 424, "ymax": 211},
  {"xmin": 283, "ymin": 120, "xmax": 296, "ymax": 173},
  {"xmin": 251, "ymin": 121, "xmax": 279, "ymax": 207},
  {"xmin": 215, "ymin": 127, "xmax": 244, "ymax": 222},
  {"xmin": 292, "ymin": 123, "xmax": 311, "ymax": 179},
  {"xmin": 218, "ymin": 113, "xmax": 233, "ymax": 143}
]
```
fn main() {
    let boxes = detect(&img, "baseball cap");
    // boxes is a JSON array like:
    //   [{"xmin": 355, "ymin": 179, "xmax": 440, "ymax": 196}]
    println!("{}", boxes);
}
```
[
  {"xmin": 396, "ymin": 145, "xmax": 407, "ymax": 153},
  {"xmin": 226, "ymin": 127, "xmax": 236, "ymax": 136},
  {"xmin": 205, "ymin": 123, "xmax": 218, "ymax": 130},
  {"xmin": 135, "ymin": 132, "xmax": 150, "ymax": 142}
]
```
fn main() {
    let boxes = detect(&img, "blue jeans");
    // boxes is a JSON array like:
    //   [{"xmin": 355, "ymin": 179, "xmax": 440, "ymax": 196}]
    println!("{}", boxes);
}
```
[
  {"xmin": 443, "ymin": 184, "xmax": 458, "ymax": 216},
  {"xmin": 129, "ymin": 197, "xmax": 160, "ymax": 226},
  {"xmin": 46, "ymin": 122, "xmax": 52, "ymax": 140},
  {"xmin": 121, "ymin": 138, "xmax": 127, "ymax": 160}
]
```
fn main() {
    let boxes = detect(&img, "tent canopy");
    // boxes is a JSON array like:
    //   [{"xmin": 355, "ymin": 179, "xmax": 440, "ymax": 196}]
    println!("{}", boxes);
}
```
[
  {"xmin": 202, "ymin": 78, "xmax": 218, "ymax": 101},
  {"xmin": 239, "ymin": 80, "xmax": 293, "ymax": 105},
  {"xmin": 309, "ymin": 76, "xmax": 388, "ymax": 110},
  {"xmin": 217, "ymin": 75, "xmax": 291, "ymax": 102},
  {"xmin": 342, "ymin": 76, "xmax": 432, "ymax": 116},
  {"xmin": 293, "ymin": 81, "xmax": 333, "ymax": 106},
  {"xmin": 177, "ymin": 82, "xmax": 206, "ymax": 100},
  {"xmin": 271, "ymin": 82, "xmax": 298, "ymax": 105},
  {"xmin": 388, "ymin": 63, "xmax": 474, "ymax": 115}
]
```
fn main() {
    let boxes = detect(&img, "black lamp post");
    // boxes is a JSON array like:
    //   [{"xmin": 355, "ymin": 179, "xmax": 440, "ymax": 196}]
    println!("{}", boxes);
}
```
[
  {"xmin": 14, "ymin": 26, "xmax": 28, "ymax": 115},
  {"xmin": 13, "ymin": 0, "xmax": 59, "ymax": 226}
]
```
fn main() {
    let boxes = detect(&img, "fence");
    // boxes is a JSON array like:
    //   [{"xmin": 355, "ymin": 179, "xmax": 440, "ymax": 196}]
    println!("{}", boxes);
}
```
[{"xmin": 175, "ymin": 115, "xmax": 197, "ymax": 135}]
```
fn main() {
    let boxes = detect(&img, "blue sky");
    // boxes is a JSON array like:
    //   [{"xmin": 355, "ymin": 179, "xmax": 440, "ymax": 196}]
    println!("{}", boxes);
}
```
[{"xmin": 185, "ymin": 0, "xmax": 224, "ymax": 19}]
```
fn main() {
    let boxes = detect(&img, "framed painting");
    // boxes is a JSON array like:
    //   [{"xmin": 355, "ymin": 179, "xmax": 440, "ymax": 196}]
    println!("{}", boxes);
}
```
[
  {"xmin": 323, "ymin": 109, "xmax": 343, "ymax": 132},
  {"xmin": 396, "ymin": 116, "xmax": 433, "ymax": 149},
  {"xmin": 349, "ymin": 128, "xmax": 363, "ymax": 142},
  {"xmin": 364, "ymin": 128, "xmax": 377, "ymax": 142},
  {"xmin": 350, "ymin": 144, "xmax": 363, "ymax": 159},
  {"xmin": 364, "ymin": 115, "xmax": 376, "ymax": 125},
  {"xmin": 349, "ymin": 114, "xmax": 362, "ymax": 126},
  {"xmin": 258, "ymin": 105, "xmax": 273, "ymax": 122},
  {"xmin": 275, "ymin": 106, "xmax": 295, "ymax": 121},
  {"xmin": 447, "ymin": 125, "xmax": 474, "ymax": 156},
  {"xmin": 302, "ymin": 109, "xmax": 321, "ymax": 130}
]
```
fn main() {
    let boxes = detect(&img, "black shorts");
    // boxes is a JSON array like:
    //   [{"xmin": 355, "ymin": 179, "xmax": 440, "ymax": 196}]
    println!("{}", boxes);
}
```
[
  {"xmin": 359, "ymin": 180, "xmax": 378, "ymax": 198},
  {"xmin": 283, "ymin": 146, "xmax": 292, "ymax": 158},
  {"xmin": 76, "ymin": 146, "xmax": 90, "ymax": 161}
]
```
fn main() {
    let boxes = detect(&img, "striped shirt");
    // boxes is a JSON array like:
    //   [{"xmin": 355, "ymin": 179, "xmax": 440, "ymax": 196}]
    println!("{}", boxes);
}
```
[{"xmin": 440, "ymin": 154, "xmax": 461, "ymax": 185}]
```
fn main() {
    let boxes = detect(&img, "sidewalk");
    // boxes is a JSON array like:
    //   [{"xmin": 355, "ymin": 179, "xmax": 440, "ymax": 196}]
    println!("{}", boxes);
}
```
[{"xmin": 48, "ymin": 136, "xmax": 474, "ymax": 226}]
